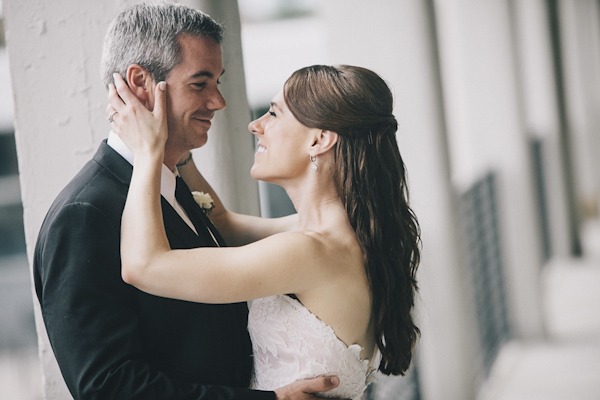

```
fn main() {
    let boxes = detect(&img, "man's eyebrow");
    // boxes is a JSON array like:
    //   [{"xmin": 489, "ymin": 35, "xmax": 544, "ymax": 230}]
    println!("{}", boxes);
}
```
[{"xmin": 190, "ymin": 69, "xmax": 226, "ymax": 79}]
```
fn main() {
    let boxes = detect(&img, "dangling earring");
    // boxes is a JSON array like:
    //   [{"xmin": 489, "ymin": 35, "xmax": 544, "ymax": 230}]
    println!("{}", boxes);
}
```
[{"xmin": 310, "ymin": 155, "xmax": 318, "ymax": 172}]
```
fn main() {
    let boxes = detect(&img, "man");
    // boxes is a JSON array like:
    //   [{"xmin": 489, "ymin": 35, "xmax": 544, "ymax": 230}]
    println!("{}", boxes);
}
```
[{"xmin": 33, "ymin": 3, "xmax": 338, "ymax": 399}]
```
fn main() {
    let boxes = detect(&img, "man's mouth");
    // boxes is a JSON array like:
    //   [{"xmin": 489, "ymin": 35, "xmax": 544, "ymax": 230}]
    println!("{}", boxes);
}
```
[
  {"xmin": 193, "ymin": 118, "xmax": 212, "ymax": 127},
  {"xmin": 193, "ymin": 114, "xmax": 214, "ymax": 123}
]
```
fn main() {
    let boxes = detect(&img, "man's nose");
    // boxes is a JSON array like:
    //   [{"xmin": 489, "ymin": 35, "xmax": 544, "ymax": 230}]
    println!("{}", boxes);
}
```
[{"xmin": 208, "ymin": 88, "xmax": 226, "ymax": 111}]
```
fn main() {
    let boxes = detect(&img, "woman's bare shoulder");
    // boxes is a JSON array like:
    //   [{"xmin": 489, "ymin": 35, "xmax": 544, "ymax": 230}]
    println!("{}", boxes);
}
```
[{"xmin": 287, "ymin": 228, "xmax": 363, "ymax": 272}]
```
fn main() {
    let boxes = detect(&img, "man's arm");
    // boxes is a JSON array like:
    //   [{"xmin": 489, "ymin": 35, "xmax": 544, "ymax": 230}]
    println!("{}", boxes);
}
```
[{"xmin": 177, "ymin": 155, "xmax": 297, "ymax": 246}]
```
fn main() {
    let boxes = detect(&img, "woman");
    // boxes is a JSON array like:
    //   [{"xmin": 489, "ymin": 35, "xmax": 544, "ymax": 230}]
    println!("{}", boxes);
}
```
[{"xmin": 109, "ymin": 65, "xmax": 420, "ymax": 399}]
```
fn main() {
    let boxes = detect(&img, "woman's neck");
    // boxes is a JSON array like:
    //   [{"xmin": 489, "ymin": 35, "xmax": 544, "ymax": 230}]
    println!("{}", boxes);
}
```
[{"xmin": 284, "ymin": 173, "xmax": 346, "ymax": 232}]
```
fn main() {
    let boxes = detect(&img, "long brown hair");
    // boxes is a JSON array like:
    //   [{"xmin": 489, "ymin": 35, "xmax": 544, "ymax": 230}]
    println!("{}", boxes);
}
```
[{"xmin": 284, "ymin": 65, "xmax": 421, "ymax": 375}]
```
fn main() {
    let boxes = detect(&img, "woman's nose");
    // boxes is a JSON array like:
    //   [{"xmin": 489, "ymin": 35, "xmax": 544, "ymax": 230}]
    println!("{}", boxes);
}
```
[{"xmin": 248, "ymin": 115, "xmax": 264, "ymax": 136}]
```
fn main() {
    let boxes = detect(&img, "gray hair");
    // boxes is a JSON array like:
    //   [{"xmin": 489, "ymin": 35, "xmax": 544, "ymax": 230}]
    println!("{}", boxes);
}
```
[{"xmin": 100, "ymin": 2, "xmax": 224, "ymax": 87}]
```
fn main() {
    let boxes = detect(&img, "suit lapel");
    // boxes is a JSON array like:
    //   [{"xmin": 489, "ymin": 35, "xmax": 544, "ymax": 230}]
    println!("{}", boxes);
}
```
[
  {"xmin": 93, "ymin": 140, "xmax": 134, "ymax": 185},
  {"xmin": 93, "ymin": 140, "xmax": 221, "ymax": 248},
  {"xmin": 160, "ymin": 197, "xmax": 206, "ymax": 249}
]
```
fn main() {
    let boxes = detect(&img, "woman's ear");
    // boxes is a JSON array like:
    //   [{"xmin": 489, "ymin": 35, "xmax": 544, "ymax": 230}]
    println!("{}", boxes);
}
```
[
  {"xmin": 310, "ymin": 129, "xmax": 339, "ymax": 156},
  {"xmin": 125, "ymin": 64, "xmax": 155, "ymax": 110}
]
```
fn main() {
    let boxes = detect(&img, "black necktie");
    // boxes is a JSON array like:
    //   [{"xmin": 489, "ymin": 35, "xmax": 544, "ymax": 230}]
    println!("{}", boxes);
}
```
[{"xmin": 174, "ymin": 176, "xmax": 225, "ymax": 247}]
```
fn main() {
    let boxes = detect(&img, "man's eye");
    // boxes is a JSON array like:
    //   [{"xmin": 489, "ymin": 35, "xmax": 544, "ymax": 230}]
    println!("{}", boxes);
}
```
[{"xmin": 192, "ymin": 82, "xmax": 207, "ymax": 88}]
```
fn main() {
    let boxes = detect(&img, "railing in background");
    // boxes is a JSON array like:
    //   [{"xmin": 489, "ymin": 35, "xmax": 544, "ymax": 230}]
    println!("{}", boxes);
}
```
[
  {"xmin": 459, "ymin": 172, "xmax": 511, "ymax": 380},
  {"xmin": 530, "ymin": 137, "xmax": 552, "ymax": 262}
]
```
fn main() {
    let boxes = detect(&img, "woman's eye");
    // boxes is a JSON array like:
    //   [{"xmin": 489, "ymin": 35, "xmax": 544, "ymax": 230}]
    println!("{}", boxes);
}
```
[{"xmin": 268, "ymin": 111, "xmax": 276, "ymax": 117}]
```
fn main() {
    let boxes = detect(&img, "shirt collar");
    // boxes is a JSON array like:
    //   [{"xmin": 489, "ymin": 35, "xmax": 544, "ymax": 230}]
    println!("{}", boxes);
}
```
[{"xmin": 107, "ymin": 131, "xmax": 178, "ymax": 207}]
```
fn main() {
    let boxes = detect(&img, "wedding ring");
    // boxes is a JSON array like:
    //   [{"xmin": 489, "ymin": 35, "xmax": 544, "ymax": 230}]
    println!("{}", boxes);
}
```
[{"xmin": 108, "ymin": 111, "xmax": 118, "ymax": 123}]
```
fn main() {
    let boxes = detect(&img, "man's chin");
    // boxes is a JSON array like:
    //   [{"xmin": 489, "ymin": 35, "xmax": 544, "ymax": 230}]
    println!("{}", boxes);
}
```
[{"xmin": 192, "ymin": 133, "xmax": 209, "ymax": 149}]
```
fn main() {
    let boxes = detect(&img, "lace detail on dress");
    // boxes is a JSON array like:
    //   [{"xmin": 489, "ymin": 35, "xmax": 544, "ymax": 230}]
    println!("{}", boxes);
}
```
[{"xmin": 248, "ymin": 295, "xmax": 378, "ymax": 400}]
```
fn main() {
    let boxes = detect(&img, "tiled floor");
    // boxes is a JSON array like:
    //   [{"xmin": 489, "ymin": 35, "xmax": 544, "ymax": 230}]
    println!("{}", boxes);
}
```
[
  {"xmin": 0, "ymin": 348, "xmax": 42, "ymax": 400},
  {"xmin": 479, "ymin": 221, "xmax": 600, "ymax": 400}
]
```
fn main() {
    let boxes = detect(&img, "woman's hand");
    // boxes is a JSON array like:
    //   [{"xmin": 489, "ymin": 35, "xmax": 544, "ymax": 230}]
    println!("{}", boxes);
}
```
[{"xmin": 107, "ymin": 73, "xmax": 168, "ymax": 159}]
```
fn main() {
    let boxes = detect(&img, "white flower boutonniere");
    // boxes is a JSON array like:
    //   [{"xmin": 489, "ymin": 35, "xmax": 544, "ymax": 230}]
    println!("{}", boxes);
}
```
[{"xmin": 191, "ymin": 191, "xmax": 215, "ymax": 215}]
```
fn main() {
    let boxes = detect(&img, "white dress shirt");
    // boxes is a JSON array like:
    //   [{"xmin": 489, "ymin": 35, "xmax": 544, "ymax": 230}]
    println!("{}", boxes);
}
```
[{"xmin": 107, "ymin": 132, "xmax": 198, "ymax": 234}]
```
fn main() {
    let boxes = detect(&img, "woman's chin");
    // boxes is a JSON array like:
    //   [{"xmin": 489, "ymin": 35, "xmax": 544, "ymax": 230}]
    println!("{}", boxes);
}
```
[
  {"xmin": 250, "ymin": 167, "xmax": 273, "ymax": 184},
  {"xmin": 250, "ymin": 166, "xmax": 262, "ymax": 181}
]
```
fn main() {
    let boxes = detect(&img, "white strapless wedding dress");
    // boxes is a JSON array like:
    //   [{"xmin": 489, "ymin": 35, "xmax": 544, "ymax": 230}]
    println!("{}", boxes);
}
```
[{"xmin": 248, "ymin": 294, "xmax": 378, "ymax": 400}]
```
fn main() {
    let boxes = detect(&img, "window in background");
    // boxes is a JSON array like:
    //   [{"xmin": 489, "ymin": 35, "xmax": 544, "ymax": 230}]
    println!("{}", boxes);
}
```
[{"xmin": 238, "ymin": 0, "xmax": 316, "ymax": 22}]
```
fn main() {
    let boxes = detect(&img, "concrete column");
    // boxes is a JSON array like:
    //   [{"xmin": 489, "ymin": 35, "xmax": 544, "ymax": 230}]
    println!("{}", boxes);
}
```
[
  {"xmin": 318, "ymin": 1, "xmax": 477, "ymax": 399},
  {"xmin": 510, "ymin": 0, "xmax": 572, "ymax": 260},
  {"xmin": 434, "ymin": 0, "xmax": 545, "ymax": 340},
  {"xmin": 4, "ymin": 1, "xmax": 113, "ymax": 397},
  {"xmin": 4, "ymin": 0, "xmax": 255, "ymax": 398},
  {"xmin": 558, "ymin": 0, "xmax": 600, "ymax": 223}
]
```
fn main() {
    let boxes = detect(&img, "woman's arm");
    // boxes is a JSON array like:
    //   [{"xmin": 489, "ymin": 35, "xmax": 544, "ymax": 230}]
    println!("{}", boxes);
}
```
[
  {"xmin": 109, "ymin": 76, "xmax": 329, "ymax": 304},
  {"xmin": 107, "ymin": 76, "xmax": 174, "ymax": 290},
  {"xmin": 123, "ymin": 230, "xmax": 330, "ymax": 304},
  {"xmin": 176, "ymin": 156, "xmax": 298, "ymax": 246}
]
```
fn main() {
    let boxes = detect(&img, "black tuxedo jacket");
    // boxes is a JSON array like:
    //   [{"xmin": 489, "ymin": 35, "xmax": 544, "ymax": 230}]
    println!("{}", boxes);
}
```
[{"xmin": 34, "ymin": 141, "xmax": 274, "ymax": 400}]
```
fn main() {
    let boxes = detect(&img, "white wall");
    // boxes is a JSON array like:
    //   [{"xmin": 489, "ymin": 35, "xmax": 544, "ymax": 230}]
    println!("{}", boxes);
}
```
[
  {"xmin": 318, "ymin": 1, "xmax": 477, "ymax": 399},
  {"xmin": 559, "ymin": 0, "xmax": 600, "ymax": 220},
  {"xmin": 434, "ymin": 0, "xmax": 546, "ymax": 340},
  {"xmin": 0, "ymin": 49, "xmax": 14, "ymax": 131},
  {"xmin": 241, "ymin": 16, "xmax": 330, "ymax": 109},
  {"xmin": 4, "ymin": 0, "xmax": 256, "ymax": 397}
]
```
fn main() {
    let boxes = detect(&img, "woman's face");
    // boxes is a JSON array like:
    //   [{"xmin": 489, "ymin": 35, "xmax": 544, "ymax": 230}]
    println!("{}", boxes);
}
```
[{"xmin": 248, "ymin": 88, "xmax": 316, "ymax": 184}]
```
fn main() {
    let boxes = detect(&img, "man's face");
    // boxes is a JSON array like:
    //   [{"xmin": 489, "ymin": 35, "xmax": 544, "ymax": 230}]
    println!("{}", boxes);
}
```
[{"xmin": 163, "ymin": 34, "xmax": 226, "ymax": 157}]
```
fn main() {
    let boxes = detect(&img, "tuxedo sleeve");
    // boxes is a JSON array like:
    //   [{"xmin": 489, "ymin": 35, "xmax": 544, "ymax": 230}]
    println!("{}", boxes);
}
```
[{"xmin": 35, "ymin": 202, "xmax": 275, "ymax": 400}]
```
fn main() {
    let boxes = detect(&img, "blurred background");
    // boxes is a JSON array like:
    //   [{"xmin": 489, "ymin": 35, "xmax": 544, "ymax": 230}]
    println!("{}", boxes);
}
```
[
  {"xmin": 1, "ymin": 0, "xmax": 600, "ymax": 399},
  {"xmin": 0, "ymin": 0, "xmax": 42, "ymax": 398}
]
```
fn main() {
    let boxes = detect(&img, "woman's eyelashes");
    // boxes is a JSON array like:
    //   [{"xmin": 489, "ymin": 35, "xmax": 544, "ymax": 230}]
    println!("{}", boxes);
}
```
[{"xmin": 268, "ymin": 110, "xmax": 276, "ymax": 117}]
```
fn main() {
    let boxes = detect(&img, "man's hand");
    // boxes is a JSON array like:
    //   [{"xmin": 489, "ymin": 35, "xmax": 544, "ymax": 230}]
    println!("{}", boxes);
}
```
[{"xmin": 274, "ymin": 376, "xmax": 341, "ymax": 400}]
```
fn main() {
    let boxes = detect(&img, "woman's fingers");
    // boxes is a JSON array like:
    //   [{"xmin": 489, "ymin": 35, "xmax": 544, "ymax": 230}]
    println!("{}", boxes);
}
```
[
  {"xmin": 106, "ymin": 104, "xmax": 119, "ymax": 131},
  {"xmin": 112, "ymin": 73, "xmax": 142, "ymax": 107},
  {"xmin": 107, "ymin": 82, "xmax": 124, "ymax": 118},
  {"xmin": 105, "ymin": 75, "xmax": 168, "ymax": 154},
  {"xmin": 153, "ymin": 81, "xmax": 167, "ymax": 131}
]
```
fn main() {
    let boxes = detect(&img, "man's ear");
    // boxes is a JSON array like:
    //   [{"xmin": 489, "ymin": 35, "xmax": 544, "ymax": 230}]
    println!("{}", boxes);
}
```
[
  {"xmin": 309, "ymin": 129, "xmax": 339, "ymax": 156},
  {"xmin": 125, "ymin": 64, "xmax": 155, "ymax": 110}
]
